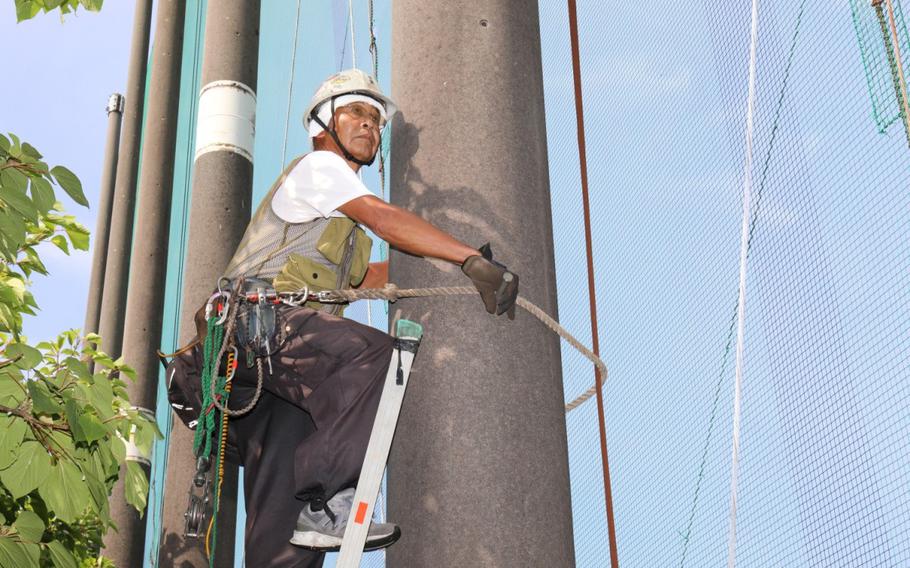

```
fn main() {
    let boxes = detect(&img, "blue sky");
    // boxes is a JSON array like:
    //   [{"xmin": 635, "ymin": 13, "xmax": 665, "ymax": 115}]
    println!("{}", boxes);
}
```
[{"xmin": 0, "ymin": 1, "xmax": 141, "ymax": 342}]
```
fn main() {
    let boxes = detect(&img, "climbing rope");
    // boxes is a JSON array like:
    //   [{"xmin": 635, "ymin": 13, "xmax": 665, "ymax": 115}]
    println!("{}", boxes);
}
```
[{"xmin": 311, "ymin": 284, "xmax": 607, "ymax": 412}]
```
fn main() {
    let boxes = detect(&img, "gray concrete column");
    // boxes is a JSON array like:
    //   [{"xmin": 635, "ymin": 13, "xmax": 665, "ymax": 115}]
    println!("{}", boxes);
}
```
[
  {"xmin": 159, "ymin": 1, "xmax": 260, "ymax": 566},
  {"xmin": 102, "ymin": 1, "xmax": 186, "ymax": 566},
  {"xmin": 84, "ymin": 94, "xmax": 124, "ymax": 336},
  {"xmin": 387, "ymin": 2, "xmax": 576, "ymax": 566},
  {"xmin": 97, "ymin": 0, "xmax": 153, "ymax": 358}
]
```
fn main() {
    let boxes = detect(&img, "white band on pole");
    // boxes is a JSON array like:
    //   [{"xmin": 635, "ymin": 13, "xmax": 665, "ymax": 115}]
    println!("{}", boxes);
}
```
[
  {"xmin": 195, "ymin": 80, "xmax": 257, "ymax": 162},
  {"xmin": 122, "ymin": 406, "xmax": 157, "ymax": 466},
  {"xmin": 728, "ymin": 0, "xmax": 760, "ymax": 566}
]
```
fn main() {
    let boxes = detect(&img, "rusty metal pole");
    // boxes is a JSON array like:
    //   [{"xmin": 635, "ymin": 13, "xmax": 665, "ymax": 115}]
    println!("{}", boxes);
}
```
[{"xmin": 567, "ymin": 0, "xmax": 620, "ymax": 565}]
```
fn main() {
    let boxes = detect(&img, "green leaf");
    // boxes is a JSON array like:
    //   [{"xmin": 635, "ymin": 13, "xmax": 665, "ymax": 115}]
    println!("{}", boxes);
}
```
[
  {"xmin": 6, "ymin": 343, "xmax": 42, "ymax": 370},
  {"xmin": 64, "ymin": 399, "xmax": 86, "ymax": 442},
  {"xmin": 49, "ymin": 234, "xmax": 68, "ymax": 254},
  {"xmin": 64, "ymin": 224, "xmax": 89, "ymax": 251},
  {"xmin": 49, "ymin": 166, "xmax": 87, "ymax": 207},
  {"xmin": 82, "ymin": 468, "xmax": 109, "ymax": 517},
  {"xmin": 0, "ymin": 415, "xmax": 28, "ymax": 469},
  {"xmin": 0, "ymin": 184, "xmax": 38, "ymax": 223},
  {"xmin": 0, "ymin": 373, "xmax": 26, "ymax": 407},
  {"xmin": 80, "ymin": 0, "xmax": 104, "ymax": 11},
  {"xmin": 0, "ymin": 167, "xmax": 28, "ymax": 193},
  {"xmin": 0, "ymin": 134, "xmax": 9, "ymax": 153},
  {"xmin": 12, "ymin": 511, "xmax": 44, "ymax": 542},
  {"xmin": 0, "ymin": 276, "xmax": 27, "ymax": 306},
  {"xmin": 28, "ymin": 177, "xmax": 55, "ymax": 215},
  {"xmin": 0, "ymin": 536, "xmax": 36, "ymax": 568},
  {"xmin": 124, "ymin": 461, "xmax": 149, "ymax": 514},
  {"xmin": 47, "ymin": 430, "xmax": 75, "ymax": 458},
  {"xmin": 37, "ymin": 460, "xmax": 92, "ymax": 523},
  {"xmin": 88, "ymin": 374, "xmax": 114, "ymax": 420},
  {"xmin": 27, "ymin": 380, "xmax": 62, "ymax": 415},
  {"xmin": 14, "ymin": 0, "xmax": 42, "ymax": 22},
  {"xmin": 0, "ymin": 208, "xmax": 27, "ymax": 261},
  {"xmin": 0, "ymin": 440, "xmax": 52, "ymax": 498},
  {"xmin": 44, "ymin": 541, "xmax": 77, "ymax": 568},
  {"xmin": 110, "ymin": 435, "xmax": 126, "ymax": 463},
  {"xmin": 64, "ymin": 357, "xmax": 90, "ymax": 381},
  {"xmin": 19, "ymin": 143, "xmax": 41, "ymax": 161},
  {"xmin": 77, "ymin": 413, "xmax": 106, "ymax": 443}
]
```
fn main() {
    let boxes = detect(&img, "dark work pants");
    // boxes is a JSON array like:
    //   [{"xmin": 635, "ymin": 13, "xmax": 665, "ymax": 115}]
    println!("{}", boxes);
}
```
[
  {"xmin": 230, "ymin": 392, "xmax": 324, "ymax": 568},
  {"xmin": 229, "ymin": 305, "xmax": 394, "ymax": 564}
]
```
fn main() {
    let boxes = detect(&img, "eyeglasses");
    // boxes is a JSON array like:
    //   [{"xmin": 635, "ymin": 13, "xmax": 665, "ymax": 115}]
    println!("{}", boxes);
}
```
[{"xmin": 338, "ymin": 103, "xmax": 386, "ymax": 130}]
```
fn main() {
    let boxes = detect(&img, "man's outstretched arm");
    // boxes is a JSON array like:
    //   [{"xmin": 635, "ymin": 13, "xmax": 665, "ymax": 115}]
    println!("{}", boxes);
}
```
[
  {"xmin": 339, "ymin": 195, "xmax": 519, "ymax": 318},
  {"xmin": 338, "ymin": 195, "xmax": 477, "ymax": 264}
]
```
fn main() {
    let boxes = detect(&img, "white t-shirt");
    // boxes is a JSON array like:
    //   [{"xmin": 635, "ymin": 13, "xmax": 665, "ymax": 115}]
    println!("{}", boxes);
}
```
[{"xmin": 271, "ymin": 151, "xmax": 372, "ymax": 223}]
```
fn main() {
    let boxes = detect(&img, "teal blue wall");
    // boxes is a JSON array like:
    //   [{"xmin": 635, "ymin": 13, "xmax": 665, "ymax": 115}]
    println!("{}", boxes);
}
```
[{"xmin": 143, "ymin": 1, "xmax": 391, "ymax": 565}]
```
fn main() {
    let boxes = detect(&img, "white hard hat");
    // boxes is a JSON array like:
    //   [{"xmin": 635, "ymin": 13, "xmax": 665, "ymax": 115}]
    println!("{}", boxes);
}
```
[{"xmin": 303, "ymin": 69, "xmax": 397, "ymax": 134}]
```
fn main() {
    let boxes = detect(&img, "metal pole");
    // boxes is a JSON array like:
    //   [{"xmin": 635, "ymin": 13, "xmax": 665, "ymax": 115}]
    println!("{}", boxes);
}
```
[
  {"xmin": 566, "ymin": 0, "xmax": 620, "ymax": 565},
  {"xmin": 102, "ymin": 1, "xmax": 186, "ymax": 566},
  {"xmin": 97, "ymin": 0, "xmax": 153, "ymax": 358},
  {"xmin": 159, "ymin": 1, "xmax": 260, "ymax": 565},
  {"xmin": 388, "ymin": 3, "xmax": 576, "ymax": 566},
  {"xmin": 84, "ymin": 94, "xmax": 124, "ymax": 337}
]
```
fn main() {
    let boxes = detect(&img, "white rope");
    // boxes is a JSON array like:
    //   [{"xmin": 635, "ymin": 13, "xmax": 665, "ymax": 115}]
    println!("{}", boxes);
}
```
[
  {"xmin": 281, "ymin": 0, "xmax": 302, "ymax": 167},
  {"xmin": 728, "ymin": 0, "xmax": 759, "ymax": 565},
  {"xmin": 348, "ymin": 0, "xmax": 357, "ymax": 68},
  {"xmin": 314, "ymin": 285, "xmax": 608, "ymax": 413}
]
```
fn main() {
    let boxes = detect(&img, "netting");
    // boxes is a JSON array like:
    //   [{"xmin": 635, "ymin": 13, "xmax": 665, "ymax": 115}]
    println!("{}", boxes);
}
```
[{"xmin": 541, "ymin": 0, "xmax": 910, "ymax": 565}]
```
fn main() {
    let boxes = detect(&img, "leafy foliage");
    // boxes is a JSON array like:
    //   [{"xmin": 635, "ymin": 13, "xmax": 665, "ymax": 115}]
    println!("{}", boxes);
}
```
[
  {"xmin": 0, "ymin": 134, "xmax": 160, "ymax": 566},
  {"xmin": 13, "ymin": 0, "xmax": 103, "ymax": 23}
]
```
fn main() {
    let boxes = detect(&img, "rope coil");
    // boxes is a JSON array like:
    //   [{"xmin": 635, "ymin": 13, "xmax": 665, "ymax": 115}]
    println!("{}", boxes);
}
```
[{"xmin": 314, "ymin": 284, "xmax": 607, "ymax": 412}]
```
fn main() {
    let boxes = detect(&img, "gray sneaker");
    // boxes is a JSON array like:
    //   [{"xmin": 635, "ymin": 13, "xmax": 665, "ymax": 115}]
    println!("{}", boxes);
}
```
[{"xmin": 289, "ymin": 488, "xmax": 401, "ymax": 552}]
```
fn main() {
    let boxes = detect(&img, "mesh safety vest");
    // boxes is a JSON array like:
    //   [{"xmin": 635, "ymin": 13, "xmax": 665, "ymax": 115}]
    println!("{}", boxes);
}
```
[{"xmin": 223, "ymin": 155, "xmax": 371, "ymax": 314}]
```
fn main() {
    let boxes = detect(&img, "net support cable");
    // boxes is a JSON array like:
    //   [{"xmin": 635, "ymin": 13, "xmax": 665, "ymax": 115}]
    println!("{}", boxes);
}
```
[
  {"xmin": 566, "ymin": 1, "xmax": 619, "ymax": 566},
  {"xmin": 728, "ymin": 0, "xmax": 759, "ymax": 565}
]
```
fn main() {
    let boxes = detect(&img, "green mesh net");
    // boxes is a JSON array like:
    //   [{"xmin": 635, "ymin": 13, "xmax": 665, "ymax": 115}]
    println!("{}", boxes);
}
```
[{"xmin": 851, "ymin": 0, "xmax": 910, "ymax": 139}]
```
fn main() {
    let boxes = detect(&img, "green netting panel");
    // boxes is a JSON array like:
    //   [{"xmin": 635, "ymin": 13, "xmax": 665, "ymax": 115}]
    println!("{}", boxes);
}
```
[{"xmin": 850, "ymin": 0, "xmax": 910, "ymax": 135}]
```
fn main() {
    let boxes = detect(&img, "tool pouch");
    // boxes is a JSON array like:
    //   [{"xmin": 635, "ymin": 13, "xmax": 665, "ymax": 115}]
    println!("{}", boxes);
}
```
[
  {"xmin": 165, "ymin": 346, "xmax": 204, "ymax": 430},
  {"xmin": 233, "ymin": 278, "xmax": 288, "ymax": 359}
]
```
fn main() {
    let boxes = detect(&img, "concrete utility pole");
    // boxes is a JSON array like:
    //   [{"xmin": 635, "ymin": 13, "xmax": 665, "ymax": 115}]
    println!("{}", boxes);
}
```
[
  {"xmin": 84, "ymin": 94, "xmax": 124, "ymax": 336},
  {"xmin": 388, "ymin": 2, "xmax": 576, "ymax": 566},
  {"xmin": 159, "ymin": 1, "xmax": 260, "ymax": 565},
  {"xmin": 102, "ymin": 1, "xmax": 186, "ymax": 566},
  {"xmin": 97, "ymin": 0, "xmax": 153, "ymax": 358}
]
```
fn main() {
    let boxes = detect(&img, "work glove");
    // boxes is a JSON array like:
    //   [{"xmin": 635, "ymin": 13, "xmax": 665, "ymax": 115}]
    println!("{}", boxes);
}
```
[{"xmin": 461, "ymin": 243, "xmax": 519, "ymax": 320}]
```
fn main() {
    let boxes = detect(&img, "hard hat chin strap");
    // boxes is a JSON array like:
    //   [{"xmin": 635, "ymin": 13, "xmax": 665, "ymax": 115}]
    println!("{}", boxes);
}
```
[{"xmin": 310, "ymin": 96, "xmax": 377, "ymax": 167}]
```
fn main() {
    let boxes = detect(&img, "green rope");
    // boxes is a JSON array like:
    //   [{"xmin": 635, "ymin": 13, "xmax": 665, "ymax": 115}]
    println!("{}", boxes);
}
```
[
  {"xmin": 191, "ymin": 314, "xmax": 232, "ymax": 566},
  {"xmin": 679, "ymin": 1, "xmax": 807, "ymax": 563},
  {"xmin": 194, "ymin": 316, "xmax": 227, "ymax": 458}
]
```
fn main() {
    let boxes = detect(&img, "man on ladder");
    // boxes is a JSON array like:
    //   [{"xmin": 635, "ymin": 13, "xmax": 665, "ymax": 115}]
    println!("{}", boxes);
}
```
[{"xmin": 218, "ymin": 69, "xmax": 518, "ymax": 567}]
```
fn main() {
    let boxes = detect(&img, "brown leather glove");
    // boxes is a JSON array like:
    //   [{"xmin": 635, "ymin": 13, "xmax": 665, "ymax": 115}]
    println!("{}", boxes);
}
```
[{"xmin": 461, "ymin": 244, "xmax": 518, "ymax": 320}]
